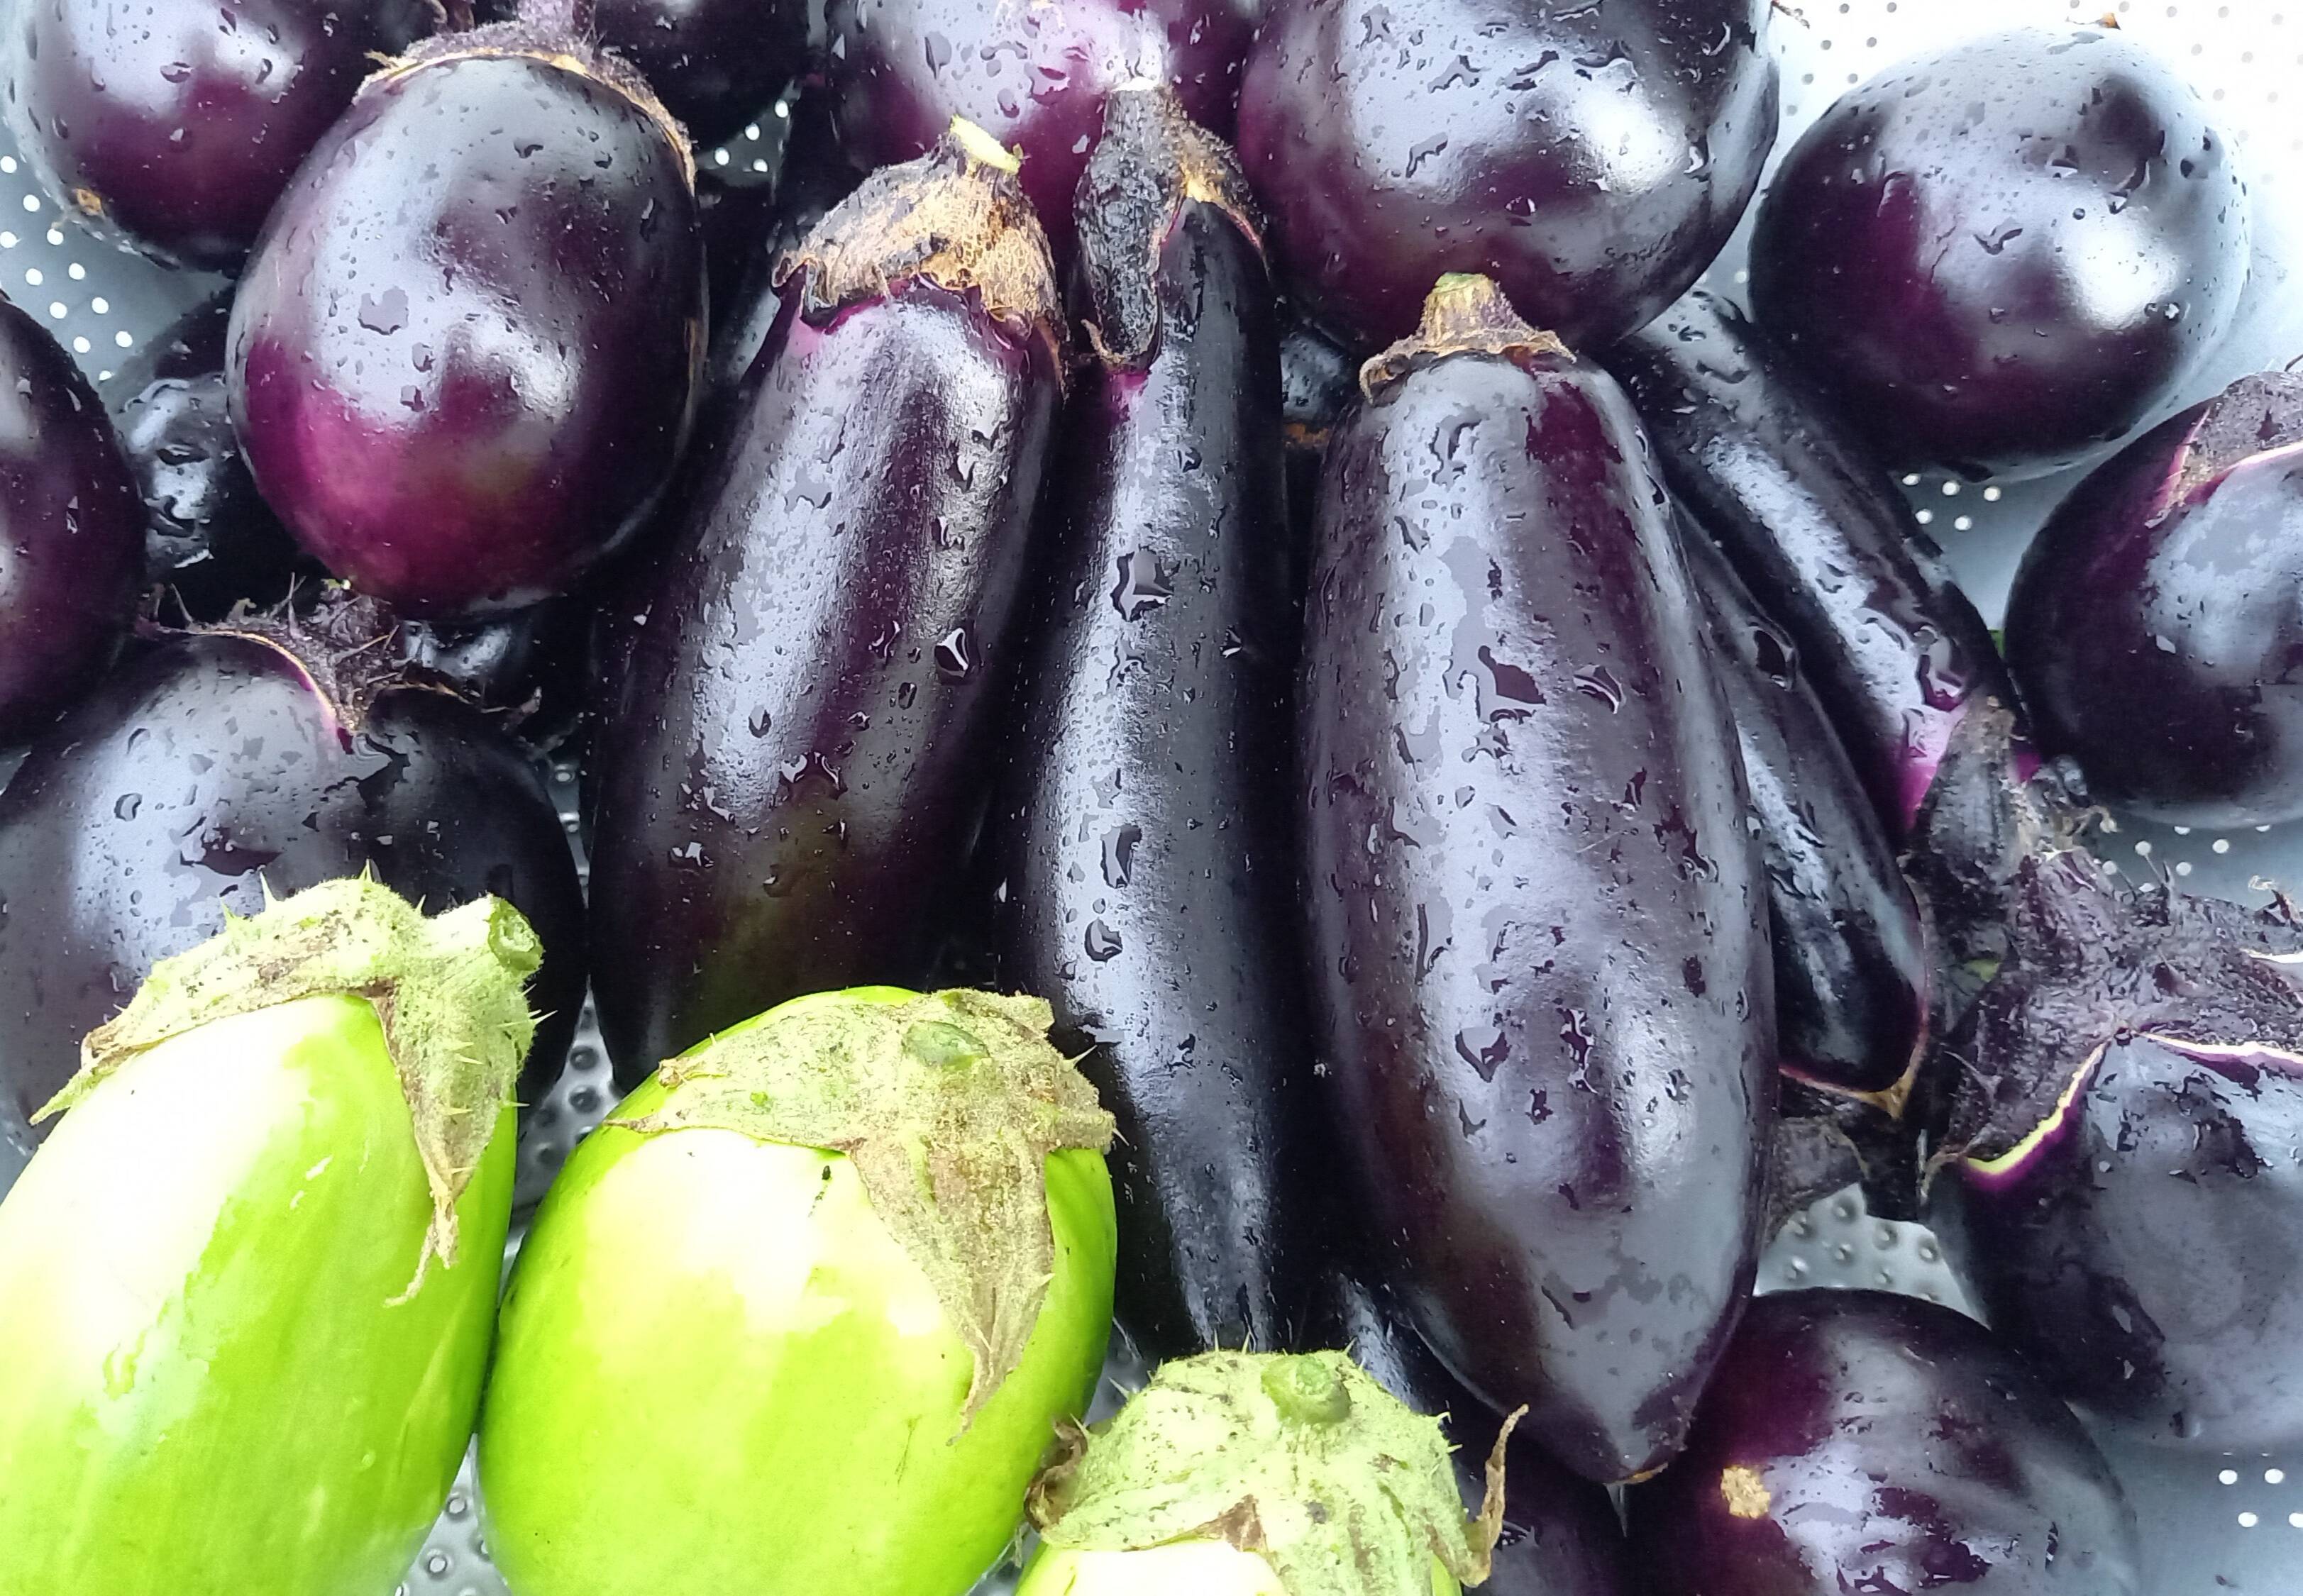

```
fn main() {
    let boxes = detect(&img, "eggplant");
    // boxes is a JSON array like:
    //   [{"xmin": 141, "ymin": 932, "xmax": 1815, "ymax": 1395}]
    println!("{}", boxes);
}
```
[
  {"xmin": 480, "ymin": 986, "xmax": 1117, "ymax": 1596},
  {"xmin": 1930, "ymin": 850, "xmax": 2303, "ymax": 1449},
  {"xmin": 0, "ymin": 608, "xmax": 585, "ymax": 1141},
  {"xmin": 2005, "ymin": 370, "xmax": 2303, "ymax": 828},
  {"xmin": 1278, "ymin": 304, "xmax": 1357, "ymax": 585},
  {"xmin": 988, "ymin": 87, "xmax": 1312, "ymax": 1362},
  {"xmin": 1236, "ymin": 0, "xmax": 1778, "ymax": 354},
  {"xmin": 0, "ymin": 292, "xmax": 143, "ymax": 746},
  {"xmin": 1749, "ymin": 26, "xmax": 2250, "ymax": 479},
  {"xmin": 825, "ymin": 0, "xmax": 1255, "ymax": 259},
  {"xmin": 587, "ymin": 123, "xmax": 1065, "ymax": 1084},
  {"xmin": 0, "ymin": 877, "xmax": 533, "ymax": 1596},
  {"xmin": 393, "ymin": 599, "xmax": 590, "ymax": 750},
  {"xmin": 595, "ymin": 0, "xmax": 807, "ymax": 148},
  {"xmin": 1, "ymin": 0, "xmax": 436, "ymax": 270},
  {"xmin": 1298, "ymin": 275, "xmax": 1774, "ymax": 1483},
  {"xmin": 1602, "ymin": 290, "xmax": 2016, "ymax": 841},
  {"xmin": 228, "ymin": 0, "xmax": 705, "ymax": 618},
  {"xmin": 1627, "ymin": 1289, "xmax": 2141, "ymax": 1596}
]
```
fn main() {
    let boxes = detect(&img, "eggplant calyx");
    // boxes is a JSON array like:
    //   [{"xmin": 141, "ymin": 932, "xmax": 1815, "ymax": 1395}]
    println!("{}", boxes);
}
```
[
  {"xmin": 1357, "ymin": 275, "xmax": 1569, "ymax": 402},
  {"xmin": 2163, "ymin": 370, "xmax": 2303, "ymax": 518},
  {"xmin": 609, "ymin": 989, "xmax": 1115, "ymax": 1419},
  {"xmin": 1029, "ymin": 1349, "xmax": 1519, "ymax": 1596},
  {"xmin": 45, "ymin": 877, "xmax": 539, "ymax": 1285},
  {"xmin": 1075, "ymin": 84, "xmax": 1264, "ymax": 370},
  {"xmin": 777, "ymin": 120, "xmax": 1066, "ymax": 378},
  {"xmin": 206, "ymin": 589, "xmax": 470, "ymax": 736}
]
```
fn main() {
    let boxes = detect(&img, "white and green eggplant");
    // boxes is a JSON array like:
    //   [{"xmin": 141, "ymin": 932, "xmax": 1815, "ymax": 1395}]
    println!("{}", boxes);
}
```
[
  {"xmin": 1020, "ymin": 1351, "xmax": 1517, "ymax": 1596},
  {"xmin": 0, "ymin": 875, "xmax": 538, "ymax": 1596},
  {"xmin": 478, "ymin": 985, "xmax": 1120, "ymax": 1596}
]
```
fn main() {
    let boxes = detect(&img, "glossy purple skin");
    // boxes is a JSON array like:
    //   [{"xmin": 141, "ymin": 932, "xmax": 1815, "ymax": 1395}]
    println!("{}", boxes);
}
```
[
  {"xmin": 1, "ymin": 0, "xmax": 434, "ymax": 270},
  {"xmin": 597, "ymin": 0, "xmax": 807, "ymax": 147},
  {"xmin": 1237, "ymin": 0, "xmax": 1777, "ymax": 354},
  {"xmin": 587, "ymin": 286, "xmax": 1060, "ymax": 1083},
  {"xmin": 2005, "ymin": 372, "xmax": 2303, "ymax": 828},
  {"xmin": 1299, "ymin": 338, "xmax": 1774, "ymax": 1483},
  {"xmin": 1748, "ymin": 27, "xmax": 2248, "ymax": 479},
  {"xmin": 1604, "ymin": 292, "xmax": 2014, "ymax": 840},
  {"xmin": 0, "ymin": 632, "xmax": 587, "ymax": 1142},
  {"xmin": 824, "ymin": 0, "xmax": 1254, "ymax": 257},
  {"xmin": 228, "ymin": 48, "xmax": 704, "ymax": 618},
  {"xmin": 1628, "ymin": 1290, "xmax": 2140, "ymax": 1595},
  {"xmin": 0, "ymin": 292, "xmax": 143, "ymax": 746}
]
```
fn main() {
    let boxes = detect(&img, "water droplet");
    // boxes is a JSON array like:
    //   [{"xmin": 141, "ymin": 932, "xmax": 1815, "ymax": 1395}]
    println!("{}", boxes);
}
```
[
  {"xmin": 934, "ymin": 627, "xmax": 973, "ymax": 681},
  {"xmin": 923, "ymin": 31, "xmax": 951, "ymax": 71},
  {"xmin": 358, "ymin": 289, "xmax": 409, "ymax": 336},
  {"xmin": 1573, "ymin": 665, "xmax": 1623, "ymax": 709},
  {"xmin": 1100, "ymin": 824, "xmax": 1142, "ymax": 888},
  {"xmin": 113, "ymin": 792, "xmax": 141, "ymax": 820},
  {"xmin": 1084, "ymin": 919, "xmax": 1122, "ymax": 961},
  {"xmin": 1110, "ymin": 549, "xmax": 1173, "ymax": 620},
  {"xmin": 1454, "ymin": 1024, "xmax": 1510, "ymax": 1082}
]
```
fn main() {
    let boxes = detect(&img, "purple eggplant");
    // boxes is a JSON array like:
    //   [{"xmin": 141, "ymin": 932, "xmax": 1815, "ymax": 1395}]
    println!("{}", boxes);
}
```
[
  {"xmin": 1682, "ymin": 521, "xmax": 1929, "ymax": 1114},
  {"xmin": 0, "ymin": 604, "xmax": 585, "ymax": 1142},
  {"xmin": 595, "ymin": 0, "xmax": 807, "ymax": 148},
  {"xmin": 1931, "ymin": 850, "xmax": 2303, "ymax": 1449},
  {"xmin": 988, "ymin": 88, "xmax": 1312, "ymax": 1360},
  {"xmin": 1278, "ymin": 303, "xmax": 1355, "ymax": 588},
  {"xmin": 394, "ymin": 600, "xmax": 589, "ymax": 751},
  {"xmin": 1, "ymin": 0, "xmax": 436, "ymax": 270},
  {"xmin": 0, "ymin": 292, "xmax": 143, "ymax": 746},
  {"xmin": 587, "ymin": 123, "xmax": 1065, "ymax": 1084},
  {"xmin": 2005, "ymin": 370, "xmax": 2303, "ymax": 828},
  {"xmin": 1237, "ymin": 0, "xmax": 1777, "ymax": 354},
  {"xmin": 1628, "ymin": 1289, "xmax": 2141, "ymax": 1595},
  {"xmin": 1299, "ymin": 274, "xmax": 1774, "ymax": 1483},
  {"xmin": 1603, "ymin": 290, "xmax": 2016, "ymax": 841},
  {"xmin": 825, "ymin": 0, "xmax": 1254, "ymax": 259},
  {"xmin": 1748, "ymin": 27, "xmax": 2249, "ymax": 479},
  {"xmin": 228, "ymin": 0, "xmax": 705, "ymax": 618}
]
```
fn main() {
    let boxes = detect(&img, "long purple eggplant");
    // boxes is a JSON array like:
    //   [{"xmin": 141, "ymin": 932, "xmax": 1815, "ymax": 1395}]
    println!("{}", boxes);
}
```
[
  {"xmin": 587, "ymin": 122, "xmax": 1066, "ymax": 1085},
  {"xmin": 1299, "ymin": 274, "xmax": 1774, "ymax": 1484},
  {"xmin": 1603, "ymin": 290, "xmax": 2015, "ymax": 841},
  {"xmin": 0, "ymin": 607, "xmax": 585, "ymax": 1145},
  {"xmin": 988, "ymin": 88, "xmax": 1312, "ymax": 1361}
]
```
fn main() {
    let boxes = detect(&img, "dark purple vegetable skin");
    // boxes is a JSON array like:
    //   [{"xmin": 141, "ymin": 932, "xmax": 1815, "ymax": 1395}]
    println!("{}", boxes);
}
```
[
  {"xmin": 228, "ymin": 11, "xmax": 705, "ymax": 618},
  {"xmin": 0, "ymin": 292, "xmax": 143, "ymax": 747},
  {"xmin": 587, "ymin": 128, "xmax": 1064, "ymax": 1083},
  {"xmin": 1628, "ymin": 1289, "xmax": 2141, "ymax": 1595},
  {"xmin": 988, "ymin": 89, "xmax": 1313, "ymax": 1360},
  {"xmin": 1931, "ymin": 850, "xmax": 2303, "ymax": 1449},
  {"xmin": 1299, "ymin": 275, "xmax": 1774, "ymax": 1484},
  {"xmin": 1278, "ymin": 304, "xmax": 1355, "ymax": 591},
  {"xmin": 1749, "ymin": 26, "xmax": 2248, "ymax": 479},
  {"xmin": 0, "ymin": 624, "xmax": 586, "ymax": 1142},
  {"xmin": 1603, "ymin": 291, "xmax": 2015, "ymax": 841},
  {"xmin": 595, "ymin": 0, "xmax": 807, "ymax": 147},
  {"xmin": 2005, "ymin": 371, "xmax": 2303, "ymax": 828},
  {"xmin": 1237, "ymin": 0, "xmax": 1777, "ymax": 353},
  {"xmin": 0, "ymin": 0, "xmax": 436, "ymax": 270}
]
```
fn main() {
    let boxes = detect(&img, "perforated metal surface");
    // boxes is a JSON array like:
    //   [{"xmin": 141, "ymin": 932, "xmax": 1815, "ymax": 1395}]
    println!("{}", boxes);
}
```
[{"xmin": 3, "ymin": 2, "xmax": 2299, "ymax": 1591}]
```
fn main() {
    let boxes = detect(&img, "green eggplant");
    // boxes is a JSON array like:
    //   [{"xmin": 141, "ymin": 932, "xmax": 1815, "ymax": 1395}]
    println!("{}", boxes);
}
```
[
  {"xmin": 0, "ymin": 876, "xmax": 537, "ymax": 1596},
  {"xmin": 479, "ymin": 985, "xmax": 1119, "ymax": 1596}
]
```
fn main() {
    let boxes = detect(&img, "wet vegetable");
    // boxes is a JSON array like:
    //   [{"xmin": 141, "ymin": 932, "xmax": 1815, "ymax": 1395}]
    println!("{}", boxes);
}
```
[
  {"xmin": 597, "ymin": 0, "xmax": 807, "ymax": 147},
  {"xmin": 228, "ymin": 0, "xmax": 705, "ymax": 616},
  {"xmin": 0, "ymin": 292, "xmax": 143, "ymax": 746},
  {"xmin": 1748, "ymin": 26, "xmax": 2250, "ymax": 478},
  {"xmin": 587, "ymin": 122, "xmax": 1065, "ymax": 1083},
  {"xmin": 480, "ymin": 987, "xmax": 1117, "ymax": 1596},
  {"xmin": 1278, "ymin": 303, "xmax": 1357, "ymax": 587},
  {"xmin": 2005, "ymin": 370, "xmax": 2303, "ymax": 827},
  {"xmin": 1298, "ymin": 275, "xmax": 1774, "ymax": 1483},
  {"xmin": 0, "ymin": 877, "xmax": 533, "ymax": 1596},
  {"xmin": 0, "ymin": 609, "xmax": 585, "ymax": 1139},
  {"xmin": 1628, "ymin": 1289, "xmax": 2141, "ymax": 1595},
  {"xmin": 989, "ymin": 87, "xmax": 1313, "ymax": 1362},
  {"xmin": 1, "ymin": 0, "xmax": 436, "ymax": 270},
  {"xmin": 392, "ymin": 598, "xmax": 590, "ymax": 750},
  {"xmin": 1236, "ymin": 0, "xmax": 1778, "ymax": 353}
]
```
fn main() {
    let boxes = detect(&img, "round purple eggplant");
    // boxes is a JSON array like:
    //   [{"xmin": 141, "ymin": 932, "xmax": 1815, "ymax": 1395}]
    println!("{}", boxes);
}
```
[
  {"xmin": 1237, "ymin": 0, "xmax": 1778, "ymax": 354},
  {"xmin": 1931, "ymin": 851, "xmax": 2303, "ymax": 1449},
  {"xmin": 586, "ymin": 123, "xmax": 1065, "ymax": 1084},
  {"xmin": 0, "ymin": 610, "xmax": 585, "ymax": 1138},
  {"xmin": 1628, "ymin": 1289, "xmax": 2141, "ymax": 1595},
  {"xmin": 1603, "ymin": 290, "xmax": 2016, "ymax": 840},
  {"xmin": 228, "ymin": 1, "xmax": 705, "ymax": 618},
  {"xmin": 2005, "ymin": 370, "xmax": 2303, "ymax": 828},
  {"xmin": 0, "ymin": 0, "xmax": 436, "ymax": 270},
  {"xmin": 825, "ymin": 0, "xmax": 1255, "ymax": 260},
  {"xmin": 1299, "ymin": 274, "xmax": 1774, "ymax": 1483},
  {"xmin": 1748, "ymin": 26, "xmax": 2249, "ymax": 479},
  {"xmin": 595, "ymin": 0, "xmax": 807, "ymax": 148},
  {"xmin": 0, "ymin": 291, "xmax": 143, "ymax": 746},
  {"xmin": 989, "ymin": 89, "xmax": 1313, "ymax": 1361},
  {"xmin": 393, "ymin": 599, "xmax": 590, "ymax": 750}
]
